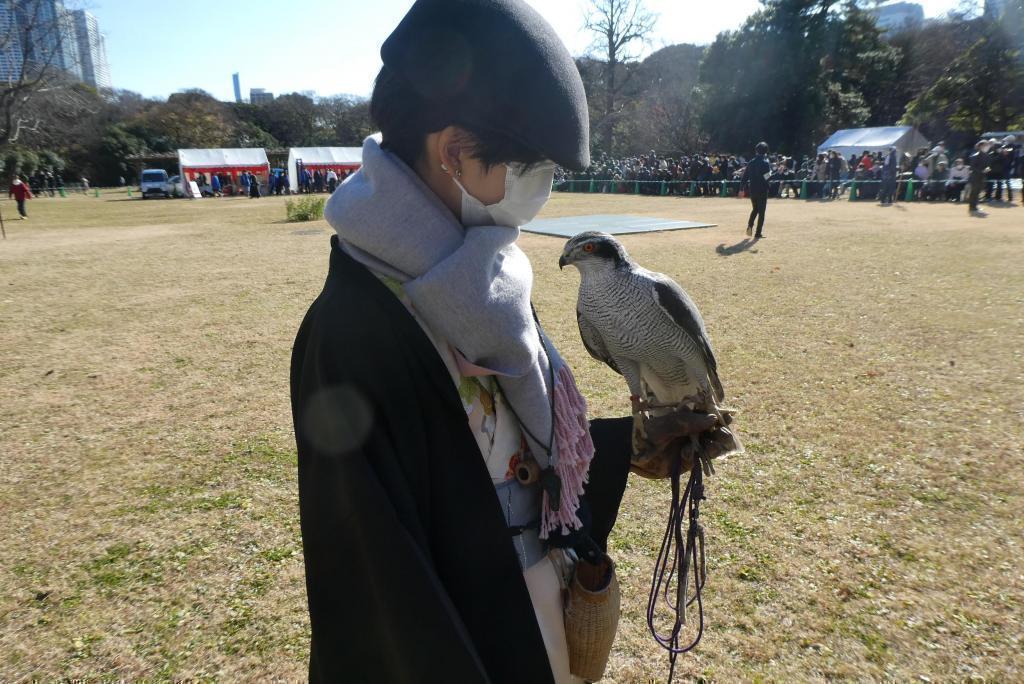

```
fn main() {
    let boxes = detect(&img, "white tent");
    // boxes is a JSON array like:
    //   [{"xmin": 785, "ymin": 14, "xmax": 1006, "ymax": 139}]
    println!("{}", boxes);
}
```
[
  {"xmin": 817, "ymin": 126, "xmax": 930, "ymax": 156},
  {"xmin": 177, "ymin": 148, "xmax": 270, "ymax": 196},
  {"xmin": 288, "ymin": 147, "xmax": 362, "ymax": 193}
]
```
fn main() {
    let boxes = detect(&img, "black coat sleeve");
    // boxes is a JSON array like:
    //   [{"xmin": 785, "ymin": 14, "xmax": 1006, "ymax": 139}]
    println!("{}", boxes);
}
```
[
  {"xmin": 292, "ymin": 307, "xmax": 490, "ymax": 684},
  {"xmin": 584, "ymin": 417, "xmax": 633, "ymax": 553}
]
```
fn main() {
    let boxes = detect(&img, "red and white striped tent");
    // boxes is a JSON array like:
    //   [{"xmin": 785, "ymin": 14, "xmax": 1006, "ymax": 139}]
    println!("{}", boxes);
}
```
[
  {"xmin": 177, "ymin": 148, "xmax": 270, "ymax": 195},
  {"xmin": 288, "ymin": 147, "xmax": 362, "ymax": 193}
]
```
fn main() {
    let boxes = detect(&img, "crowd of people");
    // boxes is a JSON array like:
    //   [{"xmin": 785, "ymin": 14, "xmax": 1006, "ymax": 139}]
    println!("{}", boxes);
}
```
[
  {"xmin": 9, "ymin": 138, "xmax": 1022, "ymax": 218},
  {"xmin": 5, "ymin": 170, "xmax": 94, "ymax": 219},
  {"xmin": 18, "ymin": 169, "xmax": 97, "ymax": 197},
  {"xmin": 23, "ymin": 169, "xmax": 65, "ymax": 197},
  {"xmin": 191, "ymin": 171, "xmax": 268, "ymax": 198},
  {"xmin": 554, "ymin": 137, "xmax": 1024, "ymax": 209},
  {"xmin": 191, "ymin": 166, "xmax": 356, "ymax": 198},
  {"xmin": 295, "ymin": 166, "xmax": 355, "ymax": 194}
]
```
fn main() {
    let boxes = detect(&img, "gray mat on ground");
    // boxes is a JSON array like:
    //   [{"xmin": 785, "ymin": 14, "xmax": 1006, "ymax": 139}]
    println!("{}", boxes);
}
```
[{"xmin": 522, "ymin": 214, "xmax": 716, "ymax": 237}]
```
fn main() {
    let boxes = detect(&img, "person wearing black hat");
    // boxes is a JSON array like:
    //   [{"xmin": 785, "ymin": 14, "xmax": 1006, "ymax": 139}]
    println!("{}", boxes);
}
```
[
  {"xmin": 289, "ymin": 2, "xmax": 714, "ymax": 682},
  {"xmin": 741, "ymin": 141, "xmax": 771, "ymax": 238}
]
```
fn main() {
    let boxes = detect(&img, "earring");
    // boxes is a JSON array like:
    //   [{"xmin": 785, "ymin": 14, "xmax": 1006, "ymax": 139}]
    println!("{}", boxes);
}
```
[
  {"xmin": 456, "ymin": 169, "xmax": 463, "ymax": 178},
  {"xmin": 441, "ymin": 163, "xmax": 449, "ymax": 173}
]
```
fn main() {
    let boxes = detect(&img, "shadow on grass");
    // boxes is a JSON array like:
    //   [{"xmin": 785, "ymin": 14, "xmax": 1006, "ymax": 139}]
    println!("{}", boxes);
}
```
[{"xmin": 716, "ymin": 238, "xmax": 760, "ymax": 257}]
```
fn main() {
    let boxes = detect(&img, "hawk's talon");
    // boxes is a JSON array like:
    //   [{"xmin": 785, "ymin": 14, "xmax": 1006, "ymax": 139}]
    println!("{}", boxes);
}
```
[{"xmin": 630, "ymin": 395, "xmax": 654, "ymax": 415}]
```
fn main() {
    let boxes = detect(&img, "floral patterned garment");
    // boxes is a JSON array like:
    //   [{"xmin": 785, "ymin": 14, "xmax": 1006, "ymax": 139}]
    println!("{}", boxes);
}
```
[
  {"xmin": 371, "ymin": 270, "xmax": 580, "ymax": 684},
  {"xmin": 376, "ymin": 273, "xmax": 529, "ymax": 483}
]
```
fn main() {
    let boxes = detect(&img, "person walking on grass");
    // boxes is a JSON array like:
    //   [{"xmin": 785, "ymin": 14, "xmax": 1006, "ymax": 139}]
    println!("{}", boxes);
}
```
[
  {"xmin": 741, "ymin": 141, "xmax": 771, "ymax": 239},
  {"xmin": 9, "ymin": 176, "xmax": 32, "ymax": 219}
]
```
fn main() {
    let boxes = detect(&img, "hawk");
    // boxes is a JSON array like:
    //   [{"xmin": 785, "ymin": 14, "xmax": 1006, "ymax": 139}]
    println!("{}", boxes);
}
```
[{"xmin": 559, "ymin": 232, "xmax": 741, "ymax": 472}]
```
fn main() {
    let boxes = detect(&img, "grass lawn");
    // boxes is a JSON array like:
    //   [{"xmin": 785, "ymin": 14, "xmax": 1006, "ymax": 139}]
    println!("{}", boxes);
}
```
[{"xmin": 1, "ymin": 189, "xmax": 1021, "ymax": 680}]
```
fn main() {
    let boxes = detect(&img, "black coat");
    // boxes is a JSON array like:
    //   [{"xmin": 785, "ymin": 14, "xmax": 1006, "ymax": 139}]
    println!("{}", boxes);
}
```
[
  {"xmin": 290, "ymin": 237, "xmax": 633, "ymax": 683},
  {"xmin": 742, "ymin": 155, "xmax": 772, "ymax": 195}
]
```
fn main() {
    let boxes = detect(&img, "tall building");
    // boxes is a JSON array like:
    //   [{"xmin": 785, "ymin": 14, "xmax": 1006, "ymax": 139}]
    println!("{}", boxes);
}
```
[
  {"xmin": 250, "ymin": 87, "xmax": 274, "ymax": 104},
  {"xmin": 11, "ymin": 0, "xmax": 81, "ymax": 78},
  {"xmin": 0, "ymin": 4, "xmax": 25, "ymax": 82},
  {"xmin": 867, "ymin": 2, "xmax": 924, "ymax": 34},
  {"xmin": 71, "ymin": 9, "xmax": 110, "ymax": 89},
  {"xmin": 57, "ymin": 6, "xmax": 80, "ymax": 79},
  {"xmin": 232, "ymin": 72, "xmax": 242, "ymax": 103},
  {"xmin": 1, "ymin": 1, "xmax": 110, "ymax": 88}
]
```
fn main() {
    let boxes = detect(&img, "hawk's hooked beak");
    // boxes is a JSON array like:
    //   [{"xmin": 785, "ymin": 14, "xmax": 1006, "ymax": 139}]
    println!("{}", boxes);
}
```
[{"xmin": 558, "ymin": 255, "xmax": 567, "ymax": 270}]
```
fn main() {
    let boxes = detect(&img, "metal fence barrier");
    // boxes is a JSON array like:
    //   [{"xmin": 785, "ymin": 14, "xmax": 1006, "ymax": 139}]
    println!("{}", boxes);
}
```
[{"xmin": 550, "ymin": 178, "xmax": 1011, "ymax": 202}]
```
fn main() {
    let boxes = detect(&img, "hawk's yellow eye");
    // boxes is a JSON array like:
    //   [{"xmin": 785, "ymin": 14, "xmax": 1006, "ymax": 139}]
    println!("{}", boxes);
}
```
[{"xmin": 583, "ymin": 244, "xmax": 595, "ymax": 253}]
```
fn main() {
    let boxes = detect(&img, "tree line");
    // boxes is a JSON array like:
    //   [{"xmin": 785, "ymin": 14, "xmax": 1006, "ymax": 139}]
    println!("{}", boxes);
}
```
[
  {"xmin": 1, "ymin": 0, "xmax": 1021, "ymax": 184},
  {"xmin": 582, "ymin": 0, "xmax": 1024, "ymax": 158},
  {"xmin": 1, "ymin": 86, "xmax": 376, "ymax": 185}
]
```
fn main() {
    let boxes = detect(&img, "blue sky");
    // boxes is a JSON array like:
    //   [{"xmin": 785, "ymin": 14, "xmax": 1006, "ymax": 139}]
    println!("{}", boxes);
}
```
[{"xmin": 91, "ymin": 0, "xmax": 969, "ymax": 101}]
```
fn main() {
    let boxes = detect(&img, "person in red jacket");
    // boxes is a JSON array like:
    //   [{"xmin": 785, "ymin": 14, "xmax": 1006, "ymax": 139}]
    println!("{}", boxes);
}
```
[{"xmin": 8, "ymin": 176, "xmax": 32, "ymax": 219}]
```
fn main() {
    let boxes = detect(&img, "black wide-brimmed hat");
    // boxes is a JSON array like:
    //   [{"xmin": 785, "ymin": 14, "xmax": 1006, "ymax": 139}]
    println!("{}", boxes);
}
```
[{"xmin": 382, "ymin": 0, "xmax": 590, "ymax": 170}]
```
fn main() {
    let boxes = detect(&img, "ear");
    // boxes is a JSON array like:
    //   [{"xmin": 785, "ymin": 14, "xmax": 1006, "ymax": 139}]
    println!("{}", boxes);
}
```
[{"xmin": 437, "ymin": 126, "xmax": 468, "ymax": 177}]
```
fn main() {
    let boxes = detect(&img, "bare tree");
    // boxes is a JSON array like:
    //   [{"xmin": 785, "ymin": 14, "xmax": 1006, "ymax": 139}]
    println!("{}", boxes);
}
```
[
  {"xmin": 583, "ymin": 0, "xmax": 656, "ymax": 154},
  {"xmin": 0, "ymin": 0, "xmax": 87, "ymax": 159}
]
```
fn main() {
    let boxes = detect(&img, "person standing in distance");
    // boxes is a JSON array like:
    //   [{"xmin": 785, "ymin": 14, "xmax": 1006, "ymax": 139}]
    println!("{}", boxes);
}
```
[
  {"xmin": 742, "ymin": 141, "xmax": 771, "ymax": 238},
  {"xmin": 879, "ymin": 145, "xmax": 899, "ymax": 205},
  {"xmin": 967, "ymin": 140, "xmax": 991, "ymax": 217}
]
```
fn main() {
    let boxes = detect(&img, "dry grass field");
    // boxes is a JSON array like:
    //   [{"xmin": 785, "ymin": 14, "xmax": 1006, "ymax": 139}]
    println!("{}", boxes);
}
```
[{"xmin": 1, "ymin": 189, "xmax": 1022, "ymax": 681}]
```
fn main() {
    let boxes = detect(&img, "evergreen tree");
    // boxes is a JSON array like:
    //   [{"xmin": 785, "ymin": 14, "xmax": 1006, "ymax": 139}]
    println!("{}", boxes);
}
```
[
  {"xmin": 903, "ymin": 17, "xmax": 1024, "ymax": 136},
  {"xmin": 699, "ymin": 0, "xmax": 901, "ymax": 154}
]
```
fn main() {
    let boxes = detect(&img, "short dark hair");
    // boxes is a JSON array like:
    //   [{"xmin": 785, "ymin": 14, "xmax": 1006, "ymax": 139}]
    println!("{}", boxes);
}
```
[
  {"xmin": 369, "ymin": 66, "xmax": 544, "ymax": 171},
  {"xmin": 755, "ymin": 141, "xmax": 768, "ymax": 154}
]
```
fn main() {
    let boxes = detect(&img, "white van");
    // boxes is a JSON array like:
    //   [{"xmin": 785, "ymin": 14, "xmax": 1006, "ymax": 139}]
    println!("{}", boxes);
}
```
[{"xmin": 140, "ymin": 169, "xmax": 171, "ymax": 198}]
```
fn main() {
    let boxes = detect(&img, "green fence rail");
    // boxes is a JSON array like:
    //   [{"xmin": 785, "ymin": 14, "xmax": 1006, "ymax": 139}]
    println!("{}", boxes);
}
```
[{"xmin": 552, "ymin": 178, "xmax": 952, "ymax": 202}]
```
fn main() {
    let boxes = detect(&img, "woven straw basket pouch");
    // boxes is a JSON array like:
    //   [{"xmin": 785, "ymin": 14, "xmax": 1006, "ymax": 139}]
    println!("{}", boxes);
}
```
[{"xmin": 565, "ymin": 554, "xmax": 620, "ymax": 681}]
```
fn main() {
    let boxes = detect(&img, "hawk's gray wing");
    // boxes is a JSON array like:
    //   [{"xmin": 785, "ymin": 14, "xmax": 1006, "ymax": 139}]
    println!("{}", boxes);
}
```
[
  {"xmin": 576, "ymin": 309, "xmax": 621, "ymax": 376},
  {"xmin": 651, "ymin": 277, "xmax": 725, "ymax": 401}
]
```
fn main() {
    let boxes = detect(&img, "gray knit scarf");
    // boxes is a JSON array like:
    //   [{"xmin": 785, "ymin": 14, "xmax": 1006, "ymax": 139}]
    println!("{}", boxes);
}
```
[{"xmin": 324, "ymin": 135, "xmax": 593, "ymax": 537}]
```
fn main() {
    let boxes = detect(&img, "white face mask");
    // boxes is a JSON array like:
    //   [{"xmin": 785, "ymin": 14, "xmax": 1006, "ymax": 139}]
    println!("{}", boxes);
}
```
[{"xmin": 453, "ymin": 161, "xmax": 556, "ymax": 228}]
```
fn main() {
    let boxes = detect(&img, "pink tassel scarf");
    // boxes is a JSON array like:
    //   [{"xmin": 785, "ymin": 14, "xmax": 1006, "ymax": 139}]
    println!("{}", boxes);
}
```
[{"xmin": 540, "ymin": 365, "xmax": 595, "ymax": 539}]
